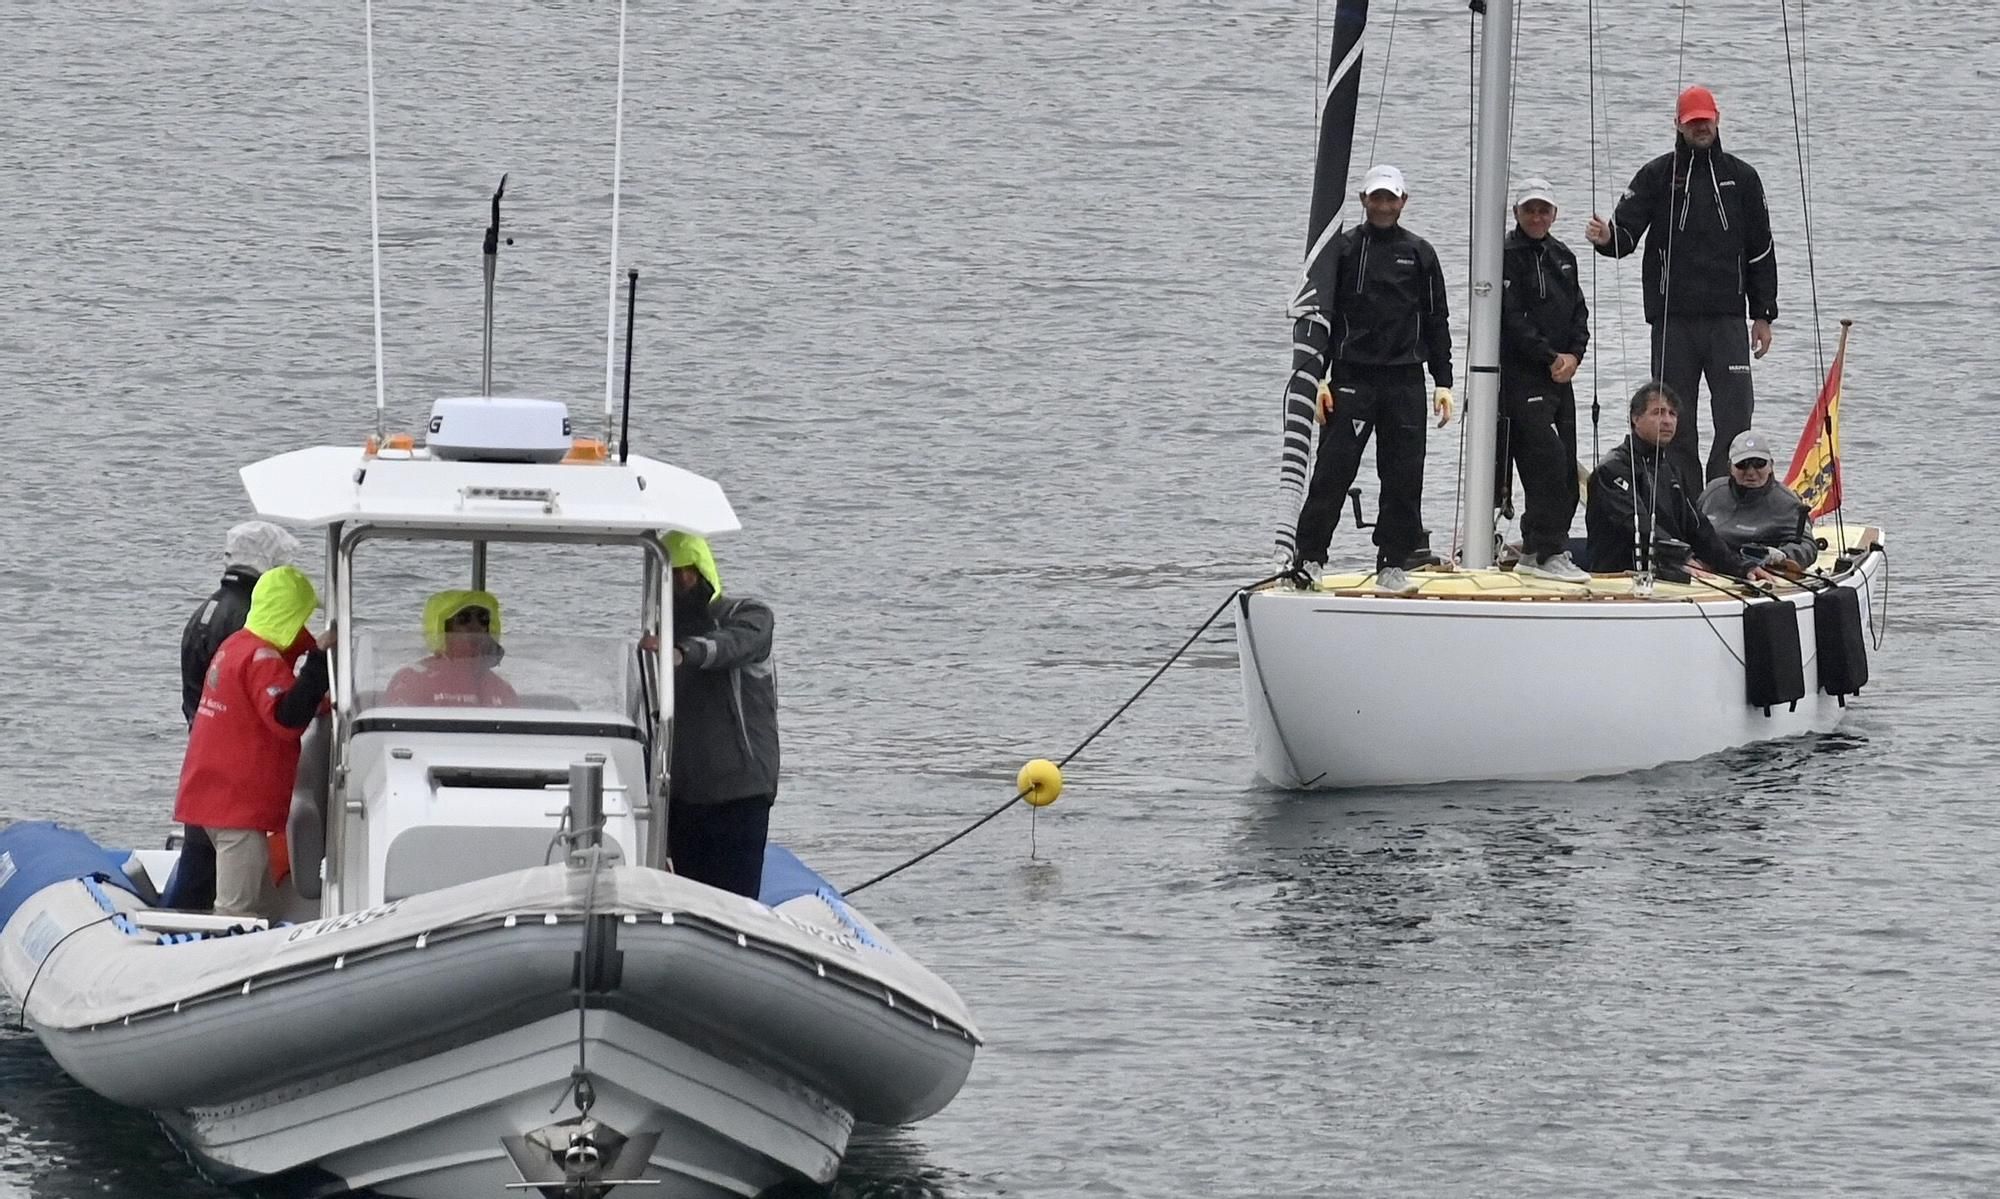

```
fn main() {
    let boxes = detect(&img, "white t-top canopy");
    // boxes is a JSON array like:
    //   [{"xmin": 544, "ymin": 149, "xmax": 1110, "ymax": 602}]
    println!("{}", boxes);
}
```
[{"xmin": 240, "ymin": 445, "xmax": 740, "ymax": 536}]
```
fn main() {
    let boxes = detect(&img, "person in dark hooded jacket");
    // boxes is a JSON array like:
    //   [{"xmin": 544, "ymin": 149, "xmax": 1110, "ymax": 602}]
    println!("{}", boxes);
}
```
[
  {"xmin": 1499, "ymin": 178, "xmax": 1590, "ymax": 582},
  {"xmin": 1586, "ymin": 85, "xmax": 1778, "ymax": 481},
  {"xmin": 166, "ymin": 520, "xmax": 300, "ymax": 910},
  {"xmin": 664, "ymin": 532, "xmax": 779, "ymax": 900}
]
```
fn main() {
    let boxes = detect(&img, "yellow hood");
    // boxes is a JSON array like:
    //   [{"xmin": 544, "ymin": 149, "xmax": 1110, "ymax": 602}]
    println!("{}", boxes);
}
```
[
  {"xmin": 663, "ymin": 532, "xmax": 723, "ymax": 597},
  {"xmin": 421, "ymin": 590, "xmax": 504, "ymax": 654},
  {"xmin": 244, "ymin": 565, "xmax": 319, "ymax": 649}
]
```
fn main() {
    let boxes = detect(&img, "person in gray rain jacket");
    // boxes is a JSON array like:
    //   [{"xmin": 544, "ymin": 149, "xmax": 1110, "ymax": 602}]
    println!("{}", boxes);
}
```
[
  {"xmin": 1698, "ymin": 430, "xmax": 1818, "ymax": 570},
  {"xmin": 663, "ymin": 532, "xmax": 779, "ymax": 900}
]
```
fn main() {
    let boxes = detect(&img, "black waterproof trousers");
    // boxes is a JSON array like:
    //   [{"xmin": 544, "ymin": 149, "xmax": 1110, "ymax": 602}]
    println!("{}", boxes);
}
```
[
  {"xmin": 1652, "ymin": 315, "xmax": 1754, "ymax": 481},
  {"xmin": 1293, "ymin": 364, "xmax": 1428, "ymax": 569},
  {"xmin": 670, "ymin": 794, "xmax": 772, "ymax": 900},
  {"xmin": 1496, "ymin": 376, "xmax": 1580, "ymax": 560}
]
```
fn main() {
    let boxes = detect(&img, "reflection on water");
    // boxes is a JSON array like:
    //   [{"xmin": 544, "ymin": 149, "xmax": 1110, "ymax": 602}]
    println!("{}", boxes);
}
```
[
  {"xmin": 0, "ymin": 1026, "xmax": 222, "ymax": 1199},
  {"xmin": 824, "ymin": 1126, "xmax": 961, "ymax": 1199}
]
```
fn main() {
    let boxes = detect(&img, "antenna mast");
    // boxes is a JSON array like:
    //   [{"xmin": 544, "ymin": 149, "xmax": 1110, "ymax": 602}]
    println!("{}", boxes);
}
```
[
  {"xmin": 602, "ymin": 0, "xmax": 632, "ymax": 441},
  {"xmin": 363, "ymin": 0, "xmax": 388, "ymax": 437},
  {"xmin": 480, "ymin": 174, "xmax": 510, "ymax": 396}
]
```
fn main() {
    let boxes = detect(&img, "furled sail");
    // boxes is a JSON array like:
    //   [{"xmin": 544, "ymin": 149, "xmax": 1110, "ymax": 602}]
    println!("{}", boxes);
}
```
[{"xmin": 1273, "ymin": 0, "xmax": 1370, "ymax": 561}]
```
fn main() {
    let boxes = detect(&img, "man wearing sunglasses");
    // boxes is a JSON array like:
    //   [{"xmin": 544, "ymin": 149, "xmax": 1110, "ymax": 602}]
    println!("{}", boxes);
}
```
[
  {"xmin": 1698, "ymin": 430, "xmax": 1817, "ymax": 570},
  {"xmin": 383, "ymin": 590, "xmax": 520, "ymax": 708}
]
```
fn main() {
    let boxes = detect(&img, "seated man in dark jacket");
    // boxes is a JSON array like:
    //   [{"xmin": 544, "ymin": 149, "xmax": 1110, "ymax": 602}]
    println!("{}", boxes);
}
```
[
  {"xmin": 664, "ymin": 532, "xmax": 779, "ymax": 900},
  {"xmin": 1698, "ymin": 430, "xmax": 1819, "ymax": 570},
  {"xmin": 1586, "ymin": 382, "xmax": 1775, "ymax": 582}
]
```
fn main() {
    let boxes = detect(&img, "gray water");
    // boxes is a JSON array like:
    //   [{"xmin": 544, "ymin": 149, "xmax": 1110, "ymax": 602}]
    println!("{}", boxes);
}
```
[{"xmin": 3, "ymin": 2, "xmax": 1997, "ymax": 1196}]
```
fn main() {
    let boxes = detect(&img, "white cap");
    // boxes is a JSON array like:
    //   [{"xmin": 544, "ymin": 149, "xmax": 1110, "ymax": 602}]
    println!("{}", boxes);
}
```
[
  {"xmin": 1359, "ymin": 164, "xmax": 1408, "ymax": 198},
  {"xmin": 1514, "ymin": 177, "xmax": 1559, "ymax": 209}
]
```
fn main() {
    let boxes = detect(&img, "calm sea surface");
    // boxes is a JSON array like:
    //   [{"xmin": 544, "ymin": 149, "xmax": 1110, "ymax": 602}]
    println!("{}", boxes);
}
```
[{"xmin": 3, "ymin": 2, "xmax": 1998, "ymax": 1196}]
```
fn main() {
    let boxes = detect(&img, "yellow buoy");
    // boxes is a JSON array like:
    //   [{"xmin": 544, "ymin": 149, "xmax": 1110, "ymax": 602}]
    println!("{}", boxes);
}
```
[{"xmin": 1016, "ymin": 759, "xmax": 1064, "ymax": 807}]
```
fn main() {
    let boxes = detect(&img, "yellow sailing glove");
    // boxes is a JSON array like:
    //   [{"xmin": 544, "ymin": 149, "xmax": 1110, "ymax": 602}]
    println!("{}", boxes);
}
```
[
  {"xmin": 1315, "ymin": 377, "xmax": 1335, "ymax": 424},
  {"xmin": 1433, "ymin": 386, "xmax": 1454, "ymax": 427}
]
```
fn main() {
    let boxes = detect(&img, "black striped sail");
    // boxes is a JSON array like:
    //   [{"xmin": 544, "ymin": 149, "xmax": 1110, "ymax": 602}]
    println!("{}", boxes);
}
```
[{"xmin": 1274, "ymin": 0, "xmax": 1369, "ymax": 561}]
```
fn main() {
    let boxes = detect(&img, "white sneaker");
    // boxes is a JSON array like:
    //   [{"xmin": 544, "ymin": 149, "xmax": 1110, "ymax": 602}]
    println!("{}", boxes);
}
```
[
  {"xmin": 1517, "ymin": 550, "xmax": 1589, "ymax": 583},
  {"xmin": 1375, "ymin": 566, "xmax": 1420, "ymax": 594}
]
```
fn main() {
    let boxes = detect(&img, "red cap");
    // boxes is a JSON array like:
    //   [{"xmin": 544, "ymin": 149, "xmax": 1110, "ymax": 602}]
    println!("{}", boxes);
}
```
[{"xmin": 1677, "ymin": 85, "xmax": 1719, "ymax": 124}]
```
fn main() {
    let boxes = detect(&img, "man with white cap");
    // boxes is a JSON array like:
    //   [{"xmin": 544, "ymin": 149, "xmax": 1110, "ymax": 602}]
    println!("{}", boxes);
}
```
[
  {"xmin": 165, "ymin": 520, "xmax": 301, "ymax": 910},
  {"xmin": 1499, "ymin": 176, "xmax": 1590, "ymax": 582},
  {"xmin": 1290, "ymin": 163, "xmax": 1456, "ymax": 594},
  {"xmin": 1585, "ymin": 84, "xmax": 1779, "ymax": 481},
  {"xmin": 1698, "ymin": 429, "xmax": 1818, "ymax": 569},
  {"xmin": 180, "ymin": 521, "xmax": 303, "ymax": 723}
]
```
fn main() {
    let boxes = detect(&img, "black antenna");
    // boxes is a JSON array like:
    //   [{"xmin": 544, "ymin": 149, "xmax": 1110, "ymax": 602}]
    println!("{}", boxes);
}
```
[
  {"xmin": 480, "ymin": 173, "xmax": 511, "ymax": 395},
  {"xmin": 618, "ymin": 268, "xmax": 639, "ymax": 463}
]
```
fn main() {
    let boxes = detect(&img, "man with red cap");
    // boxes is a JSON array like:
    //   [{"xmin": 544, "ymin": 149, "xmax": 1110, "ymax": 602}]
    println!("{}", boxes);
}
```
[{"xmin": 1585, "ymin": 84, "xmax": 1778, "ymax": 482}]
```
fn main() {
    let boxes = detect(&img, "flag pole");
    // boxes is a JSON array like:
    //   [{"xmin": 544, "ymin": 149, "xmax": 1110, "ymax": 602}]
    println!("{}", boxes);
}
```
[{"xmin": 1827, "ymin": 319, "xmax": 1851, "ymax": 556}]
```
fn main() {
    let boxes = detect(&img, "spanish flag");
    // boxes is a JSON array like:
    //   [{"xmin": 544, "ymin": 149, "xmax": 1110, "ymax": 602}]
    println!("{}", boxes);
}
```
[{"xmin": 1784, "ymin": 322, "xmax": 1850, "ymax": 519}]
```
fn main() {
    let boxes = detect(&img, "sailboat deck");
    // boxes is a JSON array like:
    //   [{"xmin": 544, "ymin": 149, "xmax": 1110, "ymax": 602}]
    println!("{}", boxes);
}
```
[{"xmin": 1288, "ymin": 524, "xmax": 1879, "ymax": 602}]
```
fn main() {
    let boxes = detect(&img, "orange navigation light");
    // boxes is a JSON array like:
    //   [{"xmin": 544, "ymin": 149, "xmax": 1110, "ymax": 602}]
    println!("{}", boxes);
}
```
[{"xmin": 563, "ymin": 437, "xmax": 610, "ymax": 463}]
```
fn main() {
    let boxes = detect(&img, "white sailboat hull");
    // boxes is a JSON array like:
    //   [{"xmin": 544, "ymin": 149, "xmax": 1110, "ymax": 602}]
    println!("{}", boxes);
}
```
[{"xmin": 1237, "ymin": 547, "xmax": 1885, "ymax": 789}]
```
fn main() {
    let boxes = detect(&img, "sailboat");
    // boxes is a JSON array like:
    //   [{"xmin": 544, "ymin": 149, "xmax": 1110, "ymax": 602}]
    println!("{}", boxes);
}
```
[
  {"xmin": 1236, "ymin": 0, "xmax": 1887, "ymax": 790},
  {"xmin": 0, "ymin": 9, "xmax": 977, "ymax": 1198}
]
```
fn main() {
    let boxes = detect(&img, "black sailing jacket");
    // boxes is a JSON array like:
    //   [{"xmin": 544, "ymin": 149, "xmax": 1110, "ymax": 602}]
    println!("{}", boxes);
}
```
[
  {"xmin": 1587, "ymin": 435, "xmax": 1743, "ymax": 575},
  {"xmin": 179, "ymin": 567, "xmax": 259, "ymax": 725},
  {"xmin": 1304, "ymin": 221, "xmax": 1454, "ymax": 386},
  {"xmin": 1596, "ymin": 133, "xmax": 1778, "ymax": 325},
  {"xmin": 1501, "ymin": 226, "xmax": 1590, "ymax": 375}
]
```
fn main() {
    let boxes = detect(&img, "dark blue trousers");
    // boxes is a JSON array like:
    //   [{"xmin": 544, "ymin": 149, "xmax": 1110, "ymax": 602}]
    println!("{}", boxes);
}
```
[{"xmin": 669, "ymin": 795, "xmax": 772, "ymax": 900}]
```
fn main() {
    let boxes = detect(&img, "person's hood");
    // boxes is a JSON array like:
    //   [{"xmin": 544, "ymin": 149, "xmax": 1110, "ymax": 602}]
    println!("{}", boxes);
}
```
[
  {"xmin": 244, "ymin": 565, "xmax": 319, "ymax": 649},
  {"xmin": 223, "ymin": 521, "xmax": 302, "ymax": 576},
  {"xmin": 663, "ymin": 532, "xmax": 723, "ymax": 598},
  {"xmin": 421, "ymin": 590, "xmax": 504, "ymax": 655}
]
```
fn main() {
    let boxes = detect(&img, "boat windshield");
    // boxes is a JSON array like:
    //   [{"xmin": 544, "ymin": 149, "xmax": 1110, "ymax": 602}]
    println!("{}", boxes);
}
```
[{"xmin": 350, "ymin": 629, "xmax": 648, "ymax": 720}]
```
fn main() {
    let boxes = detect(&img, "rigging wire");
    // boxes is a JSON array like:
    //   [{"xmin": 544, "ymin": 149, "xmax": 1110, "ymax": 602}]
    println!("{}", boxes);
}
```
[
  {"xmin": 1676, "ymin": 0, "xmax": 1689, "ymax": 94},
  {"xmin": 1449, "ymin": 5, "xmax": 1477, "ymax": 563},
  {"xmin": 1779, "ymin": 0, "xmax": 1845, "ymax": 554},
  {"xmin": 1779, "ymin": 0, "xmax": 1827, "ymax": 378},
  {"xmin": 844, "ymin": 575, "xmax": 1284, "ymax": 897},
  {"xmin": 1365, "ymin": 0, "xmax": 1403, "ymax": 165},
  {"xmin": 1314, "ymin": 0, "xmax": 1322, "ymax": 123},
  {"xmin": 1585, "ymin": 0, "xmax": 1600, "ymax": 467}
]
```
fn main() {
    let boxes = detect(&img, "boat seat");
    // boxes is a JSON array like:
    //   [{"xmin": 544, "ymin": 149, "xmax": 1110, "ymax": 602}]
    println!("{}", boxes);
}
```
[
  {"xmin": 287, "ymin": 715, "xmax": 334, "ymax": 900},
  {"xmin": 382, "ymin": 827, "xmax": 626, "ymax": 901}
]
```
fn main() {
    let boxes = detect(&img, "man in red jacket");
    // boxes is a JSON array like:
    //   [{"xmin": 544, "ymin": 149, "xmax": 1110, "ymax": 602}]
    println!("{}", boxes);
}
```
[{"xmin": 173, "ymin": 565, "xmax": 332, "ymax": 920}]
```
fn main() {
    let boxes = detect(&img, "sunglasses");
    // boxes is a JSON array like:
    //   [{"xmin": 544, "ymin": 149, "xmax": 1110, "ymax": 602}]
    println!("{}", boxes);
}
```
[
  {"xmin": 447, "ymin": 607, "xmax": 492, "ymax": 629},
  {"xmin": 1733, "ymin": 458, "xmax": 1771, "ymax": 470}
]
